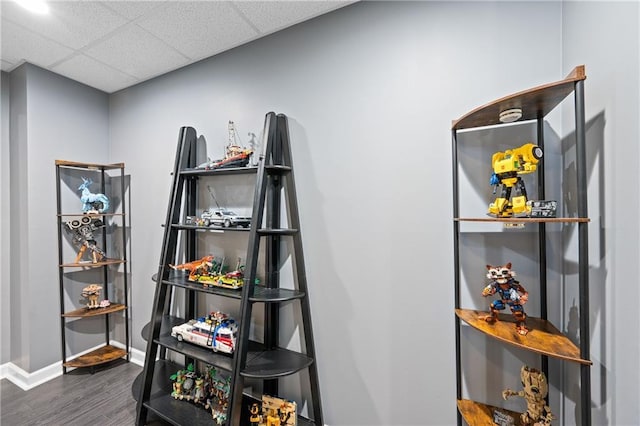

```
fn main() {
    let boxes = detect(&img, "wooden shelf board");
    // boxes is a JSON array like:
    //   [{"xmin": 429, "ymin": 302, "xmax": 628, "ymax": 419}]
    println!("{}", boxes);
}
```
[
  {"xmin": 456, "ymin": 309, "xmax": 591, "ymax": 365},
  {"xmin": 457, "ymin": 399, "xmax": 524, "ymax": 426},
  {"xmin": 63, "ymin": 345, "xmax": 127, "ymax": 368},
  {"xmin": 62, "ymin": 303, "xmax": 126, "ymax": 317},
  {"xmin": 60, "ymin": 259, "xmax": 126, "ymax": 268},
  {"xmin": 56, "ymin": 159, "xmax": 124, "ymax": 170},
  {"xmin": 452, "ymin": 65, "xmax": 586, "ymax": 130},
  {"xmin": 455, "ymin": 217, "xmax": 589, "ymax": 223},
  {"xmin": 58, "ymin": 213, "xmax": 125, "ymax": 217}
]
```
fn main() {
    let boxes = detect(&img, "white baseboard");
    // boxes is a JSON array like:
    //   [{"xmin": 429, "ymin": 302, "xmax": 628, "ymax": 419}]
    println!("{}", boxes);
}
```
[
  {"xmin": 0, "ymin": 341, "xmax": 142, "ymax": 390},
  {"xmin": 0, "ymin": 360, "xmax": 62, "ymax": 391},
  {"xmin": 111, "ymin": 340, "xmax": 146, "ymax": 367}
]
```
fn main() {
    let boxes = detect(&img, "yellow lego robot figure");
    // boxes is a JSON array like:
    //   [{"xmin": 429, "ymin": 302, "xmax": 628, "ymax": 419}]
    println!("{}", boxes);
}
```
[{"xmin": 488, "ymin": 143, "xmax": 543, "ymax": 217}]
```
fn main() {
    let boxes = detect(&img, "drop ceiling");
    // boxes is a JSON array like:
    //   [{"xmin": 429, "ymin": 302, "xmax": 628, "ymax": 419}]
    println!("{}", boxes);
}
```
[{"xmin": 1, "ymin": 1, "xmax": 354, "ymax": 93}]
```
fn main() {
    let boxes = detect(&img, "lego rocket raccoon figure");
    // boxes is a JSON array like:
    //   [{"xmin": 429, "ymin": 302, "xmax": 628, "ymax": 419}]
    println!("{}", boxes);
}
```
[{"xmin": 481, "ymin": 263, "xmax": 529, "ymax": 335}]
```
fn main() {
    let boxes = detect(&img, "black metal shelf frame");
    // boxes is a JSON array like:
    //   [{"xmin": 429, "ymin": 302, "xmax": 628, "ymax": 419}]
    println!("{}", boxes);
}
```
[{"xmin": 136, "ymin": 112, "xmax": 323, "ymax": 426}]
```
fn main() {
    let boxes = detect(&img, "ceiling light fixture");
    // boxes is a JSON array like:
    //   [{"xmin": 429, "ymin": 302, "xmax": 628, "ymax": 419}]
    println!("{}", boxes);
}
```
[
  {"xmin": 13, "ymin": 0, "xmax": 49, "ymax": 14},
  {"xmin": 499, "ymin": 108, "xmax": 523, "ymax": 123}
]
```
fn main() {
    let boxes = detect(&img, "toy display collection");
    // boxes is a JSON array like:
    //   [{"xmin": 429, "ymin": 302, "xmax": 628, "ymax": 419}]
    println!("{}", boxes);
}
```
[
  {"xmin": 249, "ymin": 395, "xmax": 297, "ymax": 426},
  {"xmin": 483, "ymin": 142, "xmax": 562, "ymax": 421},
  {"xmin": 481, "ymin": 263, "xmax": 529, "ymax": 336},
  {"xmin": 170, "ymin": 256, "xmax": 246, "ymax": 289},
  {"xmin": 169, "ymin": 363, "xmax": 298, "ymax": 425},
  {"xmin": 62, "ymin": 177, "xmax": 112, "ymax": 264},
  {"xmin": 170, "ymin": 363, "xmax": 231, "ymax": 425}
]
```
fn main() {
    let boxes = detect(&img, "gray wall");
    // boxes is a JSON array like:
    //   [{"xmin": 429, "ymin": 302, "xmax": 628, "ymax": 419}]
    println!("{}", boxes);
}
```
[
  {"xmin": 109, "ymin": 2, "xmax": 566, "ymax": 425},
  {"xmin": 1, "ymin": 71, "xmax": 10, "ymax": 364},
  {"xmin": 9, "ymin": 65, "xmax": 28, "ymax": 370},
  {"xmin": 562, "ymin": 2, "xmax": 640, "ymax": 425},
  {"xmin": 7, "ymin": 64, "xmax": 110, "ymax": 372},
  {"xmin": 3, "ymin": 1, "xmax": 638, "ymax": 425}
]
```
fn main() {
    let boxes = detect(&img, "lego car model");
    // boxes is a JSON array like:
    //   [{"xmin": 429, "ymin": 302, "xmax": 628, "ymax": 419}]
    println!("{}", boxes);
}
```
[
  {"xmin": 201, "ymin": 208, "xmax": 251, "ymax": 228},
  {"xmin": 171, "ymin": 314, "xmax": 238, "ymax": 354}
]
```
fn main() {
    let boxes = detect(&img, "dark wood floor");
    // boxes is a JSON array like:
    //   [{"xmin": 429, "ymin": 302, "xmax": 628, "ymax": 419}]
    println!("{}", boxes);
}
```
[{"xmin": 1, "ymin": 360, "xmax": 144, "ymax": 425}]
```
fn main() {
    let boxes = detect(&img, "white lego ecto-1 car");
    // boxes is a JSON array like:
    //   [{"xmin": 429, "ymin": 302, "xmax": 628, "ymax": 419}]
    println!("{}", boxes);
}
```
[{"xmin": 170, "ymin": 313, "xmax": 238, "ymax": 354}]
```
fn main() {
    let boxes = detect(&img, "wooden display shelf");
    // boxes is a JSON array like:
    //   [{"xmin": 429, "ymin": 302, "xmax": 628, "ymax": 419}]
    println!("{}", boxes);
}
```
[
  {"xmin": 55, "ymin": 159, "xmax": 124, "ymax": 170},
  {"xmin": 457, "ymin": 399, "xmax": 524, "ymax": 426},
  {"xmin": 452, "ymin": 65, "xmax": 586, "ymax": 130},
  {"xmin": 62, "ymin": 344, "xmax": 127, "ymax": 368},
  {"xmin": 60, "ymin": 259, "xmax": 126, "ymax": 268},
  {"xmin": 58, "ymin": 212, "xmax": 125, "ymax": 217},
  {"xmin": 455, "ymin": 217, "xmax": 590, "ymax": 223},
  {"xmin": 62, "ymin": 303, "xmax": 126, "ymax": 318},
  {"xmin": 456, "ymin": 309, "xmax": 591, "ymax": 365}
]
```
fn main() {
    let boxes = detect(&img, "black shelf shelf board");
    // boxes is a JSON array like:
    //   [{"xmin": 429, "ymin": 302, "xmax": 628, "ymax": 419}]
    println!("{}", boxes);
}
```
[
  {"xmin": 257, "ymin": 228, "xmax": 298, "ymax": 236},
  {"xmin": 155, "ymin": 334, "xmax": 265, "ymax": 372},
  {"xmin": 171, "ymin": 223, "xmax": 250, "ymax": 232},
  {"xmin": 139, "ymin": 360, "xmax": 214, "ymax": 426},
  {"xmin": 142, "ymin": 315, "xmax": 184, "ymax": 341},
  {"xmin": 135, "ymin": 360, "xmax": 316, "ymax": 426},
  {"xmin": 241, "ymin": 347, "xmax": 314, "ymax": 379},
  {"xmin": 160, "ymin": 272, "xmax": 244, "ymax": 299},
  {"xmin": 156, "ymin": 272, "xmax": 306, "ymax": 302},
  {"xmin": 264, "ymin": 164, "xmax": 292, "ymax": 175},
  {"xmin": 249, "ymin": 286, "xmax": 305, "ymax": 302},
  {"xmin": 180, "ymin": 166, "xmax": 258, "ymax": 176},
  {"xmin": 154, "ymin": 315, "xmax": 309, "ymax": 378}
]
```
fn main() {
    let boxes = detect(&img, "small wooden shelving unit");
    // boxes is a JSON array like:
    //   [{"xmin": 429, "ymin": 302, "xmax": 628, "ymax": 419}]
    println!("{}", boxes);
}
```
[
  {"xmin": 55, "ymin": 160, "xmax": 130, "ymax": 373},
  {"xmin": 451, "ymin": 66, "xmax": 591, "ymax": 425}
]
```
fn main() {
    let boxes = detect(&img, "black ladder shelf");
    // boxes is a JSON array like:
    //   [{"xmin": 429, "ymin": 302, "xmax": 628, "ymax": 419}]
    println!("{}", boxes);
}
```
[{"xmin": 135, "ymin": 112, "xmax": 323, "ymax": 426}]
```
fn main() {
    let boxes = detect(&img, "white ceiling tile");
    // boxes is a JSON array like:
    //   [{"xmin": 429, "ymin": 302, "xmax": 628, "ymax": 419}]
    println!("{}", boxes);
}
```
[
  {"xmin": 234, "ymin": 1, "xmax": 351, "ymax": 34},
  {"xmin": 99, "ymin": 1, "xmax": 166, "ymax": 21},
  {"xmin": 136, "ymin": 1, "xmax": 259, "ymax": 60},
  {"xmin": 51, "ymin": 54, "xmax": 139, "ymax": 93},
  {"xmin": 0, "ymin": 0, "xmax": 356, "ymax": 91},
  {"xmin": 84, "ymin": 24, "xmax": 189, "ymax": 79},
  {"xmin": 1, "ymin": 1, "xmax": 129, "ymax": 49},
  {"xmin": 0, "ymin": 19, "xmax": 74, "ymax": 69}
]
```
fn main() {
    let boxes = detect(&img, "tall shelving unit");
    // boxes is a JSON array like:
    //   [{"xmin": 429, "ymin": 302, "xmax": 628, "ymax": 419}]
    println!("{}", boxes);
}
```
[
  {"xmin": 135, "ymin": 112, "xmax": 323, "ymax": 426},
  {"xmin": 451, "ymin": 66, "xmax": 592, "ymax": 425},
  {"xmin": 55, "ymin": 160, "xmax": 130, "ymax": 373}
]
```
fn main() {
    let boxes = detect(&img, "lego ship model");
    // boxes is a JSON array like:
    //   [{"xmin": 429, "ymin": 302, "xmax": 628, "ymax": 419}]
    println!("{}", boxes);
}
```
[{"xmin": 197, "ymin": 121, "xmax": 253, "ymax": 170}]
